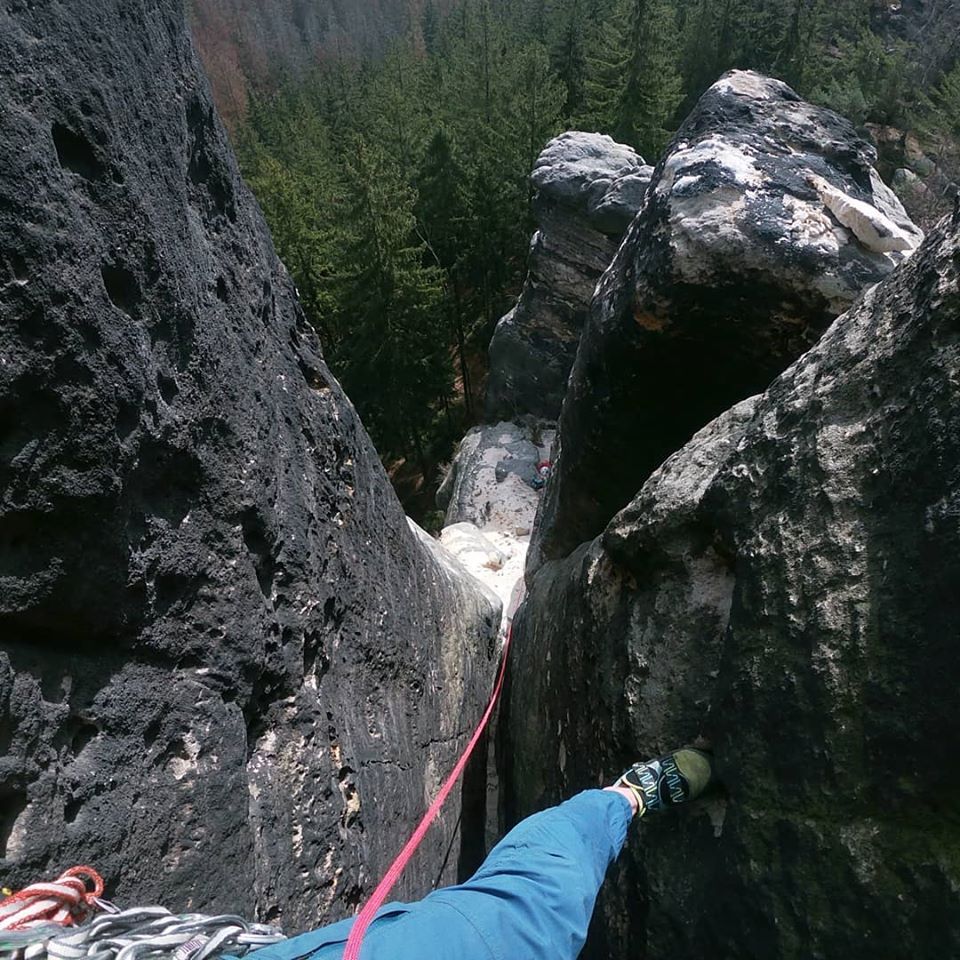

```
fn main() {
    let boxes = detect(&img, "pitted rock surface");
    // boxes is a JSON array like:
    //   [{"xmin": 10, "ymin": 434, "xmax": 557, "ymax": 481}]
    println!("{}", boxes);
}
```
[
  {"xmin": 503, "ymin": 209, "xmax": 960, "ymax": 958},
  {"xmin": 485, "ymin": 133, "xmax": 652, "ymax": 422},
  {"xmin": 530, "ymin": 71, "xmax": 923, "ymax": 570},
  {"xmin": 0, "ymin": 0, "xmax": 498, "ymax": 926}
]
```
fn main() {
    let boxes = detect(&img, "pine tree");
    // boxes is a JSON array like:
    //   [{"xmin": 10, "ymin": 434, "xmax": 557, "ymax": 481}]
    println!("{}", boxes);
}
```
[
  {"xmin": 929, "ymin": 61, "xmax": 960, "ymax": 139},
  {"xmin": 523, "ymin": 0, "xmax": 550, "ymax": 37},
  {"xmin": 580, "ymin": 2, "xmax": 629, "ymax": 133},
  {"xmin": 615, "ymin": 0, "xmax": 684, "ymax": 156},
  {"xmin": 679, "ymin": 0, "xmax": 720, "ymax": 103},
  {"xmin": 436, "ymin": 1, "xmax": 547, "ymax": 342},
  {"xmin": 741, "ymin": 0, "xmax": 789, "ymax": 73},
  {"xmin": 238, "ymin": 90, "xmax": 344, "ymax": 349},
  {"xmin": 582, "ymin": 0, "xmax": 684, "ymax": 159},
  {"xmin": 354, "ymin": 40, "xmax": 431, "ymax": 170},
  {"xmin": 552, "ymin": 0, "xmax": 589, "ymax": 123},
  {"xmin": 780, "ymin": 0, "xmax": 823, "ymax": 90},
  {"xmin": 336, "ymin": 137, "xmax": 451, "ymax": 467},
  {"xmin": 509, "ymin": 43, "xmax": 566, "ymax": 197},
  {"xmin": 422, "ymin": 0, "xmax": 441, "ymax": 55},
  {"xmin": 415, "ymin": 128, "xmax": 476, "ymax": 418}
]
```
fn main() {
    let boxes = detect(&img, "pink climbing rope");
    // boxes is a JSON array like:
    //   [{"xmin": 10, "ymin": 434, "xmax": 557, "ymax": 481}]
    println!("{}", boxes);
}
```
[
  {"xmin": 0, "ymin": 866, "xmax": 104, "ymax": 930},
  {"xmin": 343, "ymin": 615, "xmax": 517, "ymax": 960}
]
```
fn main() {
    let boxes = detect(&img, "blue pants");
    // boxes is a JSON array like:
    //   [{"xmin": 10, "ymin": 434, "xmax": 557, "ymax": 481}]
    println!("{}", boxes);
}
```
[{"xmin": 247, "ymin": 790, "xmax": 632, "ymax": 960}]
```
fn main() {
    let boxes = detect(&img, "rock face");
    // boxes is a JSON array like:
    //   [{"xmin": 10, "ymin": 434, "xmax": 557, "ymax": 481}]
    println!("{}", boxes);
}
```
[
  {"xmin": 484, "ymin": 133, "xmax": 653, "ymax": 422},
  {"xmin": 438, "ymin": 420, "xmax": 553, "ymax": 530},
  {"xmin": 437, "ymin": 421, "xmax": 554, "ymax": 621},
  {"xmin": 531, "ymin": 71, "xmax": 923, "ymax": 570},
  {"xmin": 0, "ymin": 0, "xmax": 498, "ymax": 928},
  {"xmin": 502, "ymin": 209, "xmax": 960, "ymax": 958}
]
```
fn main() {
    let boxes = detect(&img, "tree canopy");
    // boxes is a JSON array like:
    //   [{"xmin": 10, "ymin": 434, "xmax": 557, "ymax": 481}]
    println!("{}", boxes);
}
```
[{"xmin": 236, "ymin": 0, "xmax": 959, "ymax": 513}]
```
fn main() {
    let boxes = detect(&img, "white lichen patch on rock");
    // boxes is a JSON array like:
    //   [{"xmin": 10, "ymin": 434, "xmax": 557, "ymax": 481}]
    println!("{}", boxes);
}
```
[
  {"xmin": 659, "ymin": 135, "xmax": 764, "ymax": 194},
  {"xmin": 808, "ymin": 173, "xmax": 920, "ymax": 254}
]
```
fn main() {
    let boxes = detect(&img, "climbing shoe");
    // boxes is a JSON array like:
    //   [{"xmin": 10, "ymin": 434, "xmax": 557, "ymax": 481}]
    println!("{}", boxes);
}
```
[{"xmin": 616, "ymin": 747, "xmax": 714, "ymax": 815}]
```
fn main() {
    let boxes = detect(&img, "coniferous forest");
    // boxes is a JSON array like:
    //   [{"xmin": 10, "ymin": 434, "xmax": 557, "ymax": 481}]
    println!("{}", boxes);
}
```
[{"xmin": 231, "ymin": 0, "xmax": 960, "ymax": 517}]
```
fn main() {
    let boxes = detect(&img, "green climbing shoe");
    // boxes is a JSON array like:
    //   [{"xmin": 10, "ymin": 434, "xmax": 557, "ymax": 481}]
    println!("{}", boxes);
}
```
[{"xmin": 616, "ymin": 747, "xmax": 714, "ymax": 815}]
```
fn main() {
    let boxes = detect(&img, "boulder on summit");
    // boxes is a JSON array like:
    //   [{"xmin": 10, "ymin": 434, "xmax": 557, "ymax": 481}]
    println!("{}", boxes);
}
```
[{"xmin": 531, "ymin": 70, "xmax": 923, "ymax": 570}]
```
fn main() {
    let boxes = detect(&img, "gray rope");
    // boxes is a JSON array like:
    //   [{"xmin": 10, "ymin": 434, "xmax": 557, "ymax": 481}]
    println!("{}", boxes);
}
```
[{"xmin": 1, "ymin": 902, "xmax": 285, "ymax": 960}]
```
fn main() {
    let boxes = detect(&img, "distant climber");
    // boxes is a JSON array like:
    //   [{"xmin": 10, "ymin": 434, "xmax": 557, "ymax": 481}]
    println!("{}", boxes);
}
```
[
  {"xmin": 246, "ymin": 747, "xmax": 714, "ymax": 960},
  {"xmin": 529, "ymin": 459, "xmax": 553, "ymax": 491}
]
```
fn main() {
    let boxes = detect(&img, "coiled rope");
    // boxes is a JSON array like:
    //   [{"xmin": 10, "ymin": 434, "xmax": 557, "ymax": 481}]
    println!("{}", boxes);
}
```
[
  {"xmin": 0, "ymin": 876, "xmax": 285, "ymax": 960},
  {"xmin": 0, "ymin": 868, "xmax": 104, "ymax": 932}
]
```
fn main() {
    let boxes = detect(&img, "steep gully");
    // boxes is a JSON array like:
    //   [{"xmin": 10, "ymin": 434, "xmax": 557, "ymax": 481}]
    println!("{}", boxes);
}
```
[{"xmin": 1, "ymin": 3, "xmax": 956, "ymax": 956}]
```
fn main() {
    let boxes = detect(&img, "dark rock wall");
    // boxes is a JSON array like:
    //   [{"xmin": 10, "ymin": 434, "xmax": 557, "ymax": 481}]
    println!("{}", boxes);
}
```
[
  {"xmin": 530, "ymin": 71, "xmax": 922, "ymax": 571},
  {"xmin": 0, "ymin": 0, "xmax": 498, "ymax": 928},
  {"xmin": 485, "ymin": 132, "xmax": 652, "ymax": 423},
  {"xmin": 502, "ymin": 209, "xmax": 960, "ymax": 958}
]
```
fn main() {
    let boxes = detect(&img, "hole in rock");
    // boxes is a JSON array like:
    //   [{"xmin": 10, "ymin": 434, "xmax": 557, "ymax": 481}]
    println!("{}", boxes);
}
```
[
  {"xmin": 101, "ymin": 263, "xmax": 141, "ymax": 317},
  {"xmin": 11, "ymin": 253, "xmax": 27, "ymax": 281},
  {"xmin": 16, "ymin": 306, "xmax": 56, "ymax": 350},
  {"xmin": 150, "ymin": 310, "xmax": 195, "ymax": 372},
  {"xmin": 40, "ymin": 669, "xmax": 69, "ymax": 704},
  {"xmin": 63, "ymin": 796, "xmax": 83, "ymax": 825},
  {"xmin": 157, "ymin": 374, "xmax": 178, "ymax": 404},
  {"xmin": 242, "ymin": 511, "xmax": 276, "ymax": 598},
  {"xmin": 0, "ymin": 789, "xmax": 28, "ymax": 858},
  {"xmin": 215, "ymin": 277, "xmax": 229, "ymax": 302},
  {"xmin": 52, "ymin": 123, "xmax": 105, "ymax": 181},
  {"xmin": 153, "ymin": 569, "xmax": 201, "ymax": 617},
  {"xmin": 128, "ymin": 438, "xmax": 203, "ymax": 529},
  {"xmin": 70, "ymin": 719, "xmax": 99, "ymax": 757},
  {"xmin": 143, "ymin": 715, "xmax": 163, "ymax": 749},
  {"xmin": 188, "ymin": 146, "xmax": 211, "ymax": 188},
  {"xmin": 115, "ymin": 400, "xmax": 139, "ymax": 440},
  {"xmin": 80, "ymin": 322, "xmax": 101, "ymax": 350}
]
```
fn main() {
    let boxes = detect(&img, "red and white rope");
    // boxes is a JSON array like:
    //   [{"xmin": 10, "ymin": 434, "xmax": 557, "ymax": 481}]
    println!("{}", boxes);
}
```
[{"xmin": 0, "ymin": 867, "xmax": 104, "ymax": 931}]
